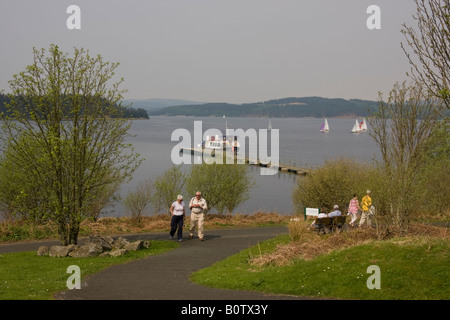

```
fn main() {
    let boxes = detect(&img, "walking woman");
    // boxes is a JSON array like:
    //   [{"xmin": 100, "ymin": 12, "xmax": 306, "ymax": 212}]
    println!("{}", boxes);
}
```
[
  {"xmin": 348, "ymin": 194, "xmax": 362, "ymax": 227},
  {"xmin": 170, "ymin": 195, "xmax": 186, "ymax": 242}
]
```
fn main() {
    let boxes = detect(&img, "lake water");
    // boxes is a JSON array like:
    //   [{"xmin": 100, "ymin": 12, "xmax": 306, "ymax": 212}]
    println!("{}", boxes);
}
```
[{"xmin": 107, "ymin": 116, "xmax": 380, "ymax": 217}]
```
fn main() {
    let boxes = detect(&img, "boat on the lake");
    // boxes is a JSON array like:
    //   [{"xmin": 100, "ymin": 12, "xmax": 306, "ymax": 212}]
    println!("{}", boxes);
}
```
[
  {"xmin": 351, "ymin": 119, "xmax": 361, "ymax": 133},
  {"xmin": 320, "ymin": 118, "xmax": 330, "ymax": 132}
]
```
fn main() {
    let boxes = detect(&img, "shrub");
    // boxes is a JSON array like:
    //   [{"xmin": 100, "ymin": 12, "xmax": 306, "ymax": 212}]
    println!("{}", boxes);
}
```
[
  {"xmin": 123, "ymin": 178, "xmax": 153, "ymax": 222},
  {"xmin": 292, "ymin": 158, "xmax": 379, "ymax": 215}
]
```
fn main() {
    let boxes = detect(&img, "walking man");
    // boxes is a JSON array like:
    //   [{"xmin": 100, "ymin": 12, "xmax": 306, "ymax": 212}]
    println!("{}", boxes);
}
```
[
  {"xmin": 189, "ymin": 191, "xmax": 208, "ymax": 241},
  {"xmin": 359, "ymin": 190, "xmax": 373, "ymax": 228}
]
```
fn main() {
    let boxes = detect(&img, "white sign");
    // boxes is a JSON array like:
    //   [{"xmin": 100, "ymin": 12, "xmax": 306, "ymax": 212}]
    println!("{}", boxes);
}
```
[{"xmin": 305, "ymin": 208, "xmax": 319, "ymax": 216}]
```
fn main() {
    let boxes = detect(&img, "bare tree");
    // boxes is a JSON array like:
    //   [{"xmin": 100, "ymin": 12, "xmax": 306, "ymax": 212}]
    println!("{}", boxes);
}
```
[
  {"xmin": 401, "ymin": 0, "xmax": 450, "ymax": 111},
  {"xmin": 368, "ymin": 82, "xmax": 444, "ymax": 233}
]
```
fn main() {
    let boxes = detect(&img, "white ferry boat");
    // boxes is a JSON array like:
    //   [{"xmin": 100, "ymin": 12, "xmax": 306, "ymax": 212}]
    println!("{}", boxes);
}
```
[{"xmin": 203, "ymin": 135, "xmax": 240, "ymax": 153}]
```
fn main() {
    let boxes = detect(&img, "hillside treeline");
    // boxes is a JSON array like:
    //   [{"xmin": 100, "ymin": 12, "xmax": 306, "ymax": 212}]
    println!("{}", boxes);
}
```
[
  {"xmin": 0, "ymin": 93, "xmax": 148, "ymax": 119},
  {"xmin": 149, "ymin": 97, "xmax": 378, "ymax": 118}
]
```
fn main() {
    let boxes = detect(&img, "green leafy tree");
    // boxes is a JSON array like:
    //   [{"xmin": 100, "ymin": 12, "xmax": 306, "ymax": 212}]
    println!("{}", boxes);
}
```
[
  {"xmin": 0, "ymin": 45, "xmax": 141, "ymax": 245},
  {"xmin": 186, "ymin": 161, "xmax": 253, "ymax": 214},
  {"xmin": 123, "ymin": 179, "xmax": 154, "ymax": 222},
  {"xmin": 152, "ymin": 165, "xmax": 185, "ymax": 215}
]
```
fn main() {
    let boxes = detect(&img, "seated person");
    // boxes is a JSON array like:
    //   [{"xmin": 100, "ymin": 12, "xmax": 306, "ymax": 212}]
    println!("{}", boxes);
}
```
[
  {"xmin": 310, "ymin": 209, "xmax": 328, "ymax": 228},
  {"xmin": 328, "ymin": 205, "xmax": 342, "ymax": 217}
]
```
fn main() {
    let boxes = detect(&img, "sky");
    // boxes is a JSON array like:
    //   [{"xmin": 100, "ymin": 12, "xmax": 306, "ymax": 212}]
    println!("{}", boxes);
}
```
[{"xmin": 0, "ymin": 0, "xmax": 418, "ymax": 104}]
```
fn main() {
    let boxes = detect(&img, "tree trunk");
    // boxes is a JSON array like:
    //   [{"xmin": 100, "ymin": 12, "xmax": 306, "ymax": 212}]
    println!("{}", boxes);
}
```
[
  {"xmin": 57, "ymin": 217, "xmax": 69, "ymax": 246},
  {"xmin": 69, "ymin": 224, "xmax": 79, "ymax": 245}
]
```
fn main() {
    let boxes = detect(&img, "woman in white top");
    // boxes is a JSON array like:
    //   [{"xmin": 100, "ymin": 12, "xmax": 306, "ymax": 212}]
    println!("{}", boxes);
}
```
[{"xmin": 170, "ymin": 195, "xmax": 186, "ymax": 242}]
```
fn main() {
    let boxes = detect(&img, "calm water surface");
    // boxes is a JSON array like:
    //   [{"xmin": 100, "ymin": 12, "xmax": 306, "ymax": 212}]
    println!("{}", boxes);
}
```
[{"xmin": 107, "ymin": 116, "xmax": 380, "ymax": 217}]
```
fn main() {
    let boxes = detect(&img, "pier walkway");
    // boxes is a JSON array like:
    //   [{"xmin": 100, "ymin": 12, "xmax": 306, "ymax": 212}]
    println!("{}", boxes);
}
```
[{"xmin": 181, "ymin": 147, "xmax": 310, "ymax": 175}]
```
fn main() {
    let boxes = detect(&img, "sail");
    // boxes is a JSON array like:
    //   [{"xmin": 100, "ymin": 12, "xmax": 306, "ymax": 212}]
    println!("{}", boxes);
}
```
[
  {"xmin": 351, "ymin": 119, "xmax": 360, "ymax": 133},
  {"xmin": 320, "ymin": 118, "xmax": 329, "ymax": 132},
  {"xmin": 361, "ymin": 118, "xmax": 368, "ymax": 131}
]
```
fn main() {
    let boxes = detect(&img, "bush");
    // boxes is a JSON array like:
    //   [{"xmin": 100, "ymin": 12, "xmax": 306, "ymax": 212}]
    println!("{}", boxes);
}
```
[
  {"xmin": 292, "ymin": 158, "xmax": 379, "ymax": 214},
  {"xmin": 186, "ymin": 161, "xmax": 254, "ymax": 214},
  {"xmin": 0, "ymin": 220, "xmax": 57, "ymax": 242},
  {"xmin": 123, "ymin": 178, "xmax": 153, "ymax": 222}
]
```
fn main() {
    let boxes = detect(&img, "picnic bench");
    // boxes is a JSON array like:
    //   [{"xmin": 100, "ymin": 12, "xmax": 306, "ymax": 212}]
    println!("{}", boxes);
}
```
[
  {"xmin": 304, "ymin": 207, "xmax": 347, "ymax": 234},
  {"xmin": 314, "ymin": 216, "xmax": 346, "ymax": 234}
]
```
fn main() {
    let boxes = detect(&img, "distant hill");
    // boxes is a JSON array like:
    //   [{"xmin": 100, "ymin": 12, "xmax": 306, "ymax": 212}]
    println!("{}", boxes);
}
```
[
  {"xmin": 148, "ymin": 97, "xmax": 379, "ymax": 118},
  {"xmin": 123, "ymin": 98, "xmax": 206, "ymax": 112},
  {"xmin": 0, "ymin": 93, "xmax": 149, "ymax": 119}
]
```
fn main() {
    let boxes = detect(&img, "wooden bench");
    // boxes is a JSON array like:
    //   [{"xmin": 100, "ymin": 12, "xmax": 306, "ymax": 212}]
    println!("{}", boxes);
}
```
[
  {"xmin": 314, "ymin": 216, "xmax": 346, "ymax": 234},
  {"xmin": 314, "ymin": 217, "xmax": 333, "ymax": 234},
  {"xmin": 332, "ymin": 215, "xmax": 346, "ymax": 232}
]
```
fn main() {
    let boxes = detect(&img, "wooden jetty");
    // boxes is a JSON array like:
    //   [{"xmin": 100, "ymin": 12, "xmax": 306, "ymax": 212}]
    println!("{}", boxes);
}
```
[{"xmin": 180, "ymin": 147, "xmax": 310, "ymax": 175}]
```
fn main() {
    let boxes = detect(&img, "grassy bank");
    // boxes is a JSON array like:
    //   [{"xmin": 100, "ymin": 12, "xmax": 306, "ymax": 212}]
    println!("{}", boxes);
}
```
[
  {"xmin": 0, "ymin": 212, "xmax": 291, "ymax": 243},
  {"xmin": 0, "ymin": 240, "xmax": 179, "ymax": 300},
  {"xmin": 191, "ymin": 222, "xmax": 449, "ymax": 300}
]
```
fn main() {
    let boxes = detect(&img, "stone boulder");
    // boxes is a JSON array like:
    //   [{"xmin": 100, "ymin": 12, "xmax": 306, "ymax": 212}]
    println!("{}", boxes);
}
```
[
  {"xmin": 123, "ymin": 240, "xmax": 144, "ymax": 251},
  {"xmin": 89, "ymin": 235, "xmax": 114, "ymax": 251},
  {"xmin": 69, "ymin": 243, "xmax": 103, "ymax": 258},
  {"xmin": 37, "ymin": 235, "xmax": 151, "ymax": 258},
  {"xmin": 37, "ymin": 246, "xmax": 49, "ymax": 256},
  {"xmin": 48, "ymin": 244, "xmax": 77, "ymax": 257},
  {"xmin": 112, "ymin": 236, "xmax": 129, "ymax": 249},
  {"xmin": 143, "ymin": 240, "xmax": 151, "ymax": 249},
  {"xmin": 100, "ymin": 248, "xmax": 129, "ymax": 257}
]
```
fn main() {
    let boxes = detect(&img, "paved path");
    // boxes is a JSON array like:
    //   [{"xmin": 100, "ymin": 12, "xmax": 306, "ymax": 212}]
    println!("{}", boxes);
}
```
[{"xmin": 1, "ymin": 226, "xmax": 310, "ymax": 300}]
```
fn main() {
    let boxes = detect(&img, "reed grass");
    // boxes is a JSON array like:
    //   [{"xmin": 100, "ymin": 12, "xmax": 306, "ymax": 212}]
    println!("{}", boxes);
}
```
[{"xmin": 0, "ymin": 212, "xmax": 292, "ymax": 243}]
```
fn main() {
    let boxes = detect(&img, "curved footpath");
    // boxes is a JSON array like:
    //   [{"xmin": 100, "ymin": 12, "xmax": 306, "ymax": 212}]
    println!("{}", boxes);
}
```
[{"xmin": 0, "ymin": 226, "xmax": 311, "ymax": 300}]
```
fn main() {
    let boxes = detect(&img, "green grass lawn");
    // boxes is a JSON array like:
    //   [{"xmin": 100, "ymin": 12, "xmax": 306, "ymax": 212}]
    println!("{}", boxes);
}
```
[
  {"xmin": 191, "ymin": 235, "xmax": 450, "ymax": 300},
  {"xmin": 0, "ymin": 240, "xmax": 179, "ymax": 300}
]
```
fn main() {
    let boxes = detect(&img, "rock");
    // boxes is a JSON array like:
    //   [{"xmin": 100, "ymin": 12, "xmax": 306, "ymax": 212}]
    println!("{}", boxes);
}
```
[
  {"xmin": 40, "ymin": 236, "xmax": 147, "ymax": 258},
  {"xmin": 143, "ymin": 240, "xmax": 151, "ymax": 249},
  {"xmin": 69, "ymin": 243, "xmax": 103, "ymax": 258},
  {"xmin": 112, "ymin": 236, "xmax": 130, "ymax": 249},
  {"xmin": 89, "ymin": 235, "xmax": 113, "ymax": 251},
  {"xmin": 123, "ymin": 240, "xmax": 143, "ymax": 251},
  {"xmin": 102, "ymin": 248, "xmax": 129, "ymax": 257},
  {"xmin": 86, "ymin": 243, "xmax": 103, "ymax": 257},
  {"xmin": 37, "ymin": 246, "xmax": 49, "ymax": 256},
  {"xmin": 49, "ymin": 244, "xmax": 77, "ymax": 257}
]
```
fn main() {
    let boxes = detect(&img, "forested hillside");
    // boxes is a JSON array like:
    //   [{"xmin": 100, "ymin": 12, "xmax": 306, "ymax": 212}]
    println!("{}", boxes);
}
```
[
  {"xmin": 148, "ymin": 97, "xmax": 378, "ymax": 118},
  {"xmin": 0, "ymin": 93, "xmax": 148, "ymax": 119}
]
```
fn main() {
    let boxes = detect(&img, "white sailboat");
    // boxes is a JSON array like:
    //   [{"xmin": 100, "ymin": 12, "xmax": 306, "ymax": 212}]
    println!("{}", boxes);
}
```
[
  {"xmin": 351, "ymin": 118, "xmax": 361, "ymax": 133},
  {"xmin": 360, "ymin": 118, "xmax": 368, "ymax": 131},
  {"xmin": 320, "ymin": 118, "xmax": 329, "ymax": 132}
]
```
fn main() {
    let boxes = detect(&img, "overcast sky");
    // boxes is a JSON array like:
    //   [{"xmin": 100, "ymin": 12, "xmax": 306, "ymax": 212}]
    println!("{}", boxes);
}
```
[{"xmin": 0, "ymin": 0, "xmax": 418, "ymax": 104}]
